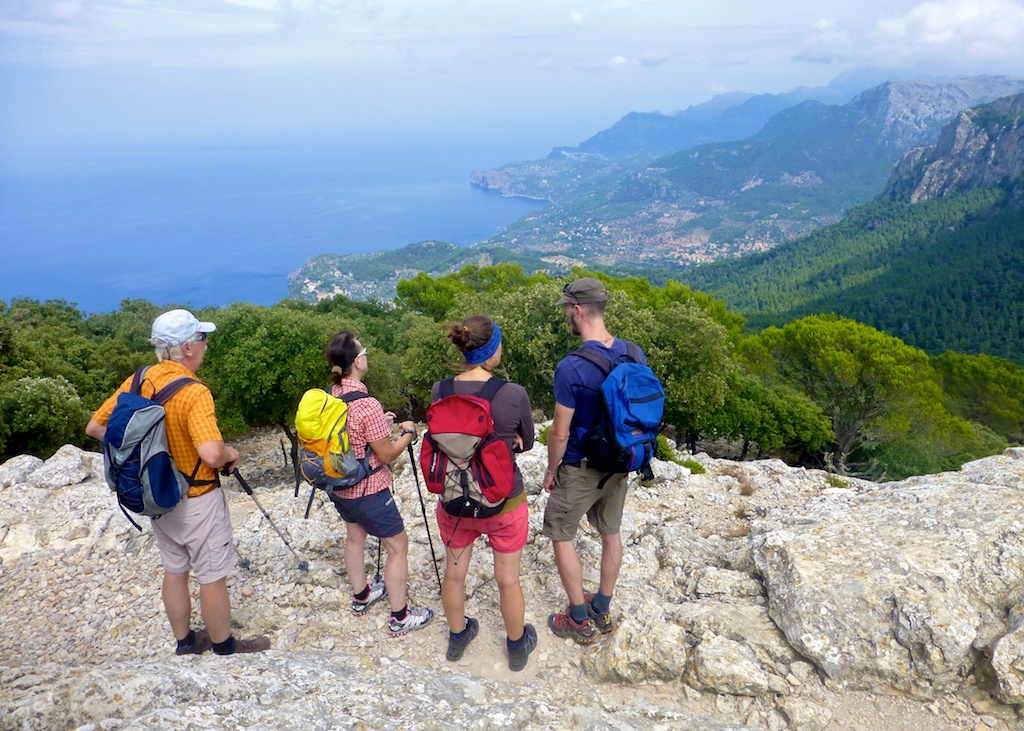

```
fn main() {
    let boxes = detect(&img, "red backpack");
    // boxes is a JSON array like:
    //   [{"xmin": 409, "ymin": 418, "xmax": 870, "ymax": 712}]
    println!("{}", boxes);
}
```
[{"xmin": 420, "ymin": 377, "xmax": 515, "ymax": 518}]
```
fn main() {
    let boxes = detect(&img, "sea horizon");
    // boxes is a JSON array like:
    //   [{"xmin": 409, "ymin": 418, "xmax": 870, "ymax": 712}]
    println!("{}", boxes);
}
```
[{"xmin": 0, "ymin": 137, "xmax": 548, "ymax": 314}]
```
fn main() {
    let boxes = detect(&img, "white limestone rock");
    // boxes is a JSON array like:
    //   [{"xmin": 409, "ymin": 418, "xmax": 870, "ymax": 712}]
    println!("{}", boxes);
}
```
[
  {"xmin": 751, "ymin": 468, "xmax": 1024, "ymax": 696},
  {"xmin": 25, "ymin": 444, "xmax": 98, "ymax": 489},
  {"xmin": 0, "ymin": 453, "xmax": 43, "ymax": 490}
]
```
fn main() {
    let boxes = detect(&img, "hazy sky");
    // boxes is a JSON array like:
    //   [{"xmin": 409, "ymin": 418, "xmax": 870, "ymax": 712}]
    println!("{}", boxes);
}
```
[{"xmin": 3, "ymin": 0, "xmax": 1024, "ymax": 155}]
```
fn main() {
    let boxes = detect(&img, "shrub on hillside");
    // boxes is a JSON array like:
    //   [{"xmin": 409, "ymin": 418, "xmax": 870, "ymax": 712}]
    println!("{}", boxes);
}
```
[{"xmin": 0, "ymin": 376, "xmax": 90, "ymax": 459}]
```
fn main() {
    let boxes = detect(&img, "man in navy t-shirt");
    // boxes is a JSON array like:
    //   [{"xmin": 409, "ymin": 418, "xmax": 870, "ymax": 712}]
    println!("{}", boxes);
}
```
[{"xmin": 542, "ymin": 278, "xmax": 648, "ymax": 644}]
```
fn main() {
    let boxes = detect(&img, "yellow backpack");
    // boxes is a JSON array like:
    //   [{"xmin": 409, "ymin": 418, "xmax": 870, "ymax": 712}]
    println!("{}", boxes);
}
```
[{"xmin": 295, "ymin": 389, "xmax": 380, "ymax": 489}]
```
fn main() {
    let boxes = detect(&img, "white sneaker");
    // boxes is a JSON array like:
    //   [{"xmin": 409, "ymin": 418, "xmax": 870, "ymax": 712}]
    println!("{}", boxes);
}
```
[
  {"xmin": 351, "ymin": 581, "xmax": 387, "ymax": 616},
  {"xmin": 387, "ymin": 606, "xmax": 434, "ymax": 637}
]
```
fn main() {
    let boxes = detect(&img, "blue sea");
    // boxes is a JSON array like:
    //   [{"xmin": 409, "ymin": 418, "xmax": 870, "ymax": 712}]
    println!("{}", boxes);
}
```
[{"xmin": 0, "ymin": 139, "xmax": 546, "ymax": 313}]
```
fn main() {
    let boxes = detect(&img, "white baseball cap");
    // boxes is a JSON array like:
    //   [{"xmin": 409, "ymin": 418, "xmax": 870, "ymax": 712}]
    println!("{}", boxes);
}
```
[{"xmin": 150, "ymin": 309, "xmax": 216, "ymax": 346}]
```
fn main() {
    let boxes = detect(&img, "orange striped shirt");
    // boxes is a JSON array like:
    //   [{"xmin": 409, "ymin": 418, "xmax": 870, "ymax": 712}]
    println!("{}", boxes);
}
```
[{"xmin": 92, "ymin": 360, "xmax": 224, "ymax": 497}]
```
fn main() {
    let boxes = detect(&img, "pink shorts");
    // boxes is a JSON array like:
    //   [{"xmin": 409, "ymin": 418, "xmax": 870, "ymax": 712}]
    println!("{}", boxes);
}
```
[{"xmin": 435, "ymin": 499, "xmax": 529, "ymax": 554}]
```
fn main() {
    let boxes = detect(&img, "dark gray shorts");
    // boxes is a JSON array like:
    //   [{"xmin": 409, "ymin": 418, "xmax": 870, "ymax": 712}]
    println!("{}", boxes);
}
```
[
  {"xmin": 541, "ymin": 463, "xmax": 628, "ymax": 542},
  {"xmin": 330, "ymin": 488, "xmax": 405, "ymax": 539}
]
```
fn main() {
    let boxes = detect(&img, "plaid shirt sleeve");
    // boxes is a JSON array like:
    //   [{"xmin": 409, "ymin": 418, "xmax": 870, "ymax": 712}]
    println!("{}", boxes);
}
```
[
  {"xmin": 352, "ymin": 398, "xmax": 391, "ymax": 450},
  {"xmin": 335, "ymin": 391, "xmax": 394, "ymax": 498}
]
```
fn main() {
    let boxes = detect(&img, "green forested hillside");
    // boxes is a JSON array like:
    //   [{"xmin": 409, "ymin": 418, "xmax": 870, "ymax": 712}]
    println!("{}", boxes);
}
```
[
  {"xmin": 4, "ymin": 268, "xmax": 1022, "ymax": 482},
  {"xmin": 681, "ymin": 185, "xmax": 1024, "ymax": 364}
]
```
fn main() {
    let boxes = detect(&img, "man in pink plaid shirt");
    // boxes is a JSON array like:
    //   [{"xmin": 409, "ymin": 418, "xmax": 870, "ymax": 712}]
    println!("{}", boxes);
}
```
[{"xmin": 325, "ymin": 330, "xmax": 434, "ymax": 637}]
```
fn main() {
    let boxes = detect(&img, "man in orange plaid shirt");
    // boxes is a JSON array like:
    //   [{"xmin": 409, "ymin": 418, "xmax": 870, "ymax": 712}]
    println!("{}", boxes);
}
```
[{"xmin": 86, "ymin": 309, "xmax": 270, "ymax": 656}]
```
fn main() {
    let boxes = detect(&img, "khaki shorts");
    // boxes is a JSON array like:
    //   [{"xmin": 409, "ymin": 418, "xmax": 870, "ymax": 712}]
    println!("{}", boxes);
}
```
[
  {"xmin": 542, "ymin": 463, "xmax": 628, "ymax": 542},
  {"xmin": 152, "ymin": 488, "xmax": 236, "ymax": 584}
]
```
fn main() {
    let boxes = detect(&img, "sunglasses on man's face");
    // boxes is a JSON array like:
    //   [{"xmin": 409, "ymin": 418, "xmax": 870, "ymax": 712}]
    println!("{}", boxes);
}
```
[{"xmin": 192, "ymin": 332, "xmax": 207, "ymax": 342}]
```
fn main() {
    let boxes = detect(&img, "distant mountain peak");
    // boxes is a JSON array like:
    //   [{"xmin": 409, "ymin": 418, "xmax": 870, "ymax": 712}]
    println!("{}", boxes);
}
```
[{"xmin": 850, "ymin": 77, "xmax": 1024, "ymax": 151}]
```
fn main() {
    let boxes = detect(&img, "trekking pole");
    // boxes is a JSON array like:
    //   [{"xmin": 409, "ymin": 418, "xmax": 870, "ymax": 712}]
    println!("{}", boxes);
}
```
[
  {"xmin": 406, "ymin": 443, "xmax": 441, "ymax": 594},
  {"xmin": 304, "ymin": 483, "xmax": 318, "ymax": 519},
  {"xmin": 375, "ymin": 538, "xmax": 383, "ymax": 584},
  {"xmin": 230, "ymin": 470, "xmax": 310, "ymax": 572}
]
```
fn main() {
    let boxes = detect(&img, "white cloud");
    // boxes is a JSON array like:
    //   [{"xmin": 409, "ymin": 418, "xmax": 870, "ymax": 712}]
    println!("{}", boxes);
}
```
[
  {"xmin": 791, "ymin": 0, "xmax": 1024, "ymax": 73},
  {"xmin": 871, "ymin": 0, "xmax": 1024, "ymax": 63},
  {"xmin": 4, "ymin": 0, "xmax": 1024, "ymax": 151}
]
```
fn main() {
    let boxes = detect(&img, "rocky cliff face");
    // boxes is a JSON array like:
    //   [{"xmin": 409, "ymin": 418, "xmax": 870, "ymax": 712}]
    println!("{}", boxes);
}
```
[
  {"xmin": 4, "ymin": 436, "xmax": 1024, "ymax": 730},
  {"xmin": 887, "ymin": 93, "xmax": 1024, "ymax": 203}
]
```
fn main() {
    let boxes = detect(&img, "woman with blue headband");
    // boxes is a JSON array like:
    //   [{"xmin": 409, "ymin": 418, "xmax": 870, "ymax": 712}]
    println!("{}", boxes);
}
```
[{"xmin": 429, "ymin": 315, "xmax": 537, "ymax": 671}]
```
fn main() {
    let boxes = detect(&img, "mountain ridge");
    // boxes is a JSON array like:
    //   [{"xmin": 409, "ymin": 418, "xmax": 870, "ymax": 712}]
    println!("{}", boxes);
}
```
[
  {"xmin": 681, "ymin": 92, "xmax": 1024, "ymax": 363},
  {"xmin": 472, "ymin": 76, "xmax": 1024, "ymax": 267},
  {"xmin": 290, "ymin": 76, "xmax": 1024, "ymax": 324}
]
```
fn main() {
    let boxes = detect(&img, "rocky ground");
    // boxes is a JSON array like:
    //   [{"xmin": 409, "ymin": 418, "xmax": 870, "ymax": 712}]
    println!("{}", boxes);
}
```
[{"xmin": 2, "ymin": 428, "xmax": 1024, "ymax": 730}]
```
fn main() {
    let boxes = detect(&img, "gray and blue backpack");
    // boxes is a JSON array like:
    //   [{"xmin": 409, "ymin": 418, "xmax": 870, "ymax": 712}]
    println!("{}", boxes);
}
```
[{"xmin": 101, "ymin": 366, "xmax": 198, "ymax": 530}]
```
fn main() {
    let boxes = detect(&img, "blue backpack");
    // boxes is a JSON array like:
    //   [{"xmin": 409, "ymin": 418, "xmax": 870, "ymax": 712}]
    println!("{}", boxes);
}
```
[
  {"xmin": 572, "ymin": 342, "xmax": 665, "ymax": 480},
  {"xmin": 101, "ymin": 366, "xmax": 199, "ymax": 530}
]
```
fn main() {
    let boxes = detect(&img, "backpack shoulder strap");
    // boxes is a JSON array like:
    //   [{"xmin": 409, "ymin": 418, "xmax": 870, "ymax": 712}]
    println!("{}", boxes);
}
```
[
  {"xmin": 129, "ymin": 366, "xmax": 149, "ymax": 395},
  {"xmin": 476, "ymin": 376, "xmax": 507, "ymax": 403},
  {"xmin": 623, "ymin": 340, "xmax": 642, "ymax": 364},
  {"xmin": 438, "ymin": 378, "xmax": 457, "ymax": 399},
  {"xmin": 335, "ymin": 389, "xmax": 384, "ymax": 477},
  {"xmin": 570, "ymin": 346, "xmax": 612, "ymax": 376},
  {"xmin": 152, "ymin": 377, "xmax": 201, "ymax": 404}
]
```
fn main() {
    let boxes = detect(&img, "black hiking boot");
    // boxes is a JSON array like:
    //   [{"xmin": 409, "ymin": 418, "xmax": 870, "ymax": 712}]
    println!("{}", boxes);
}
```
[
  {"xmin": 446, "ymin": 617, "xmax": 479, "ymax": 661},
  {"xmin": 507, "ymin": 623, "xmax": 537, "ymax": 672}
]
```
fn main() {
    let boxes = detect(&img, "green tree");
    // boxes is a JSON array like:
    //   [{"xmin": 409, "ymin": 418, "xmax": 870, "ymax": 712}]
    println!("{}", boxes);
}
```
[
  {"xmin": 578, "ymin": 269, "xmax": 746, "ymax": 343},
  {"xmin": 200, "ymin": 304, "xmax": 335, "ymax": 466},
  {"xmin": 867, "ymin": 416, "xmax": 1005, "ymax": 481},
  {"xmin": 0, "ymin": 316, "xmax": 17, "ymax": 378},
  {"xmin": 4, "ymin": 298, "xmax": 88, "ymax": 332},
  {"xmin": 392, "ymin": 313, "xmax": 460, "ymax": 417},
  {"xmin": 0, "ymin": 376, "xmax": 90, "ymax": 458},
  {"xmin": 395, "ymin": 271, "xmax": 473, "ymax": 321},
  {"xmin": 309, "ymin": 295, "xmax": 401, "ymax": 352},
  {"xmin": 611, "ymin": 300, "xmax": 733, "ymax": 450},
  {"xmin": 0, "ymin": 298, "xmax": 149, "ymax": 411},
  {"xmin": 86, "ymin": 299, "xmax": 162, "ymax": 353},
  {"xmin": 932, "ymin": 351, "xmax": 1024, "ymax": 443},
  {"xmin": 709, "ymin": 369, "xmax": 833, "ymax": 459},
  {"xmin": 740, "ymin": 315, "xmax": 948, "ymax": 474},
  {"xmin": 457, "ymin": 262, "xmax": 547, "ymax": 294}
]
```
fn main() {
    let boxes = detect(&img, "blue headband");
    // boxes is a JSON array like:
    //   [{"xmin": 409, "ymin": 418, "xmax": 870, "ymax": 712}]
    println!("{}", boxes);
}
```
[{"xmin": 464, "ymin": 322, "xmax": 502, "ymax": 365}]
